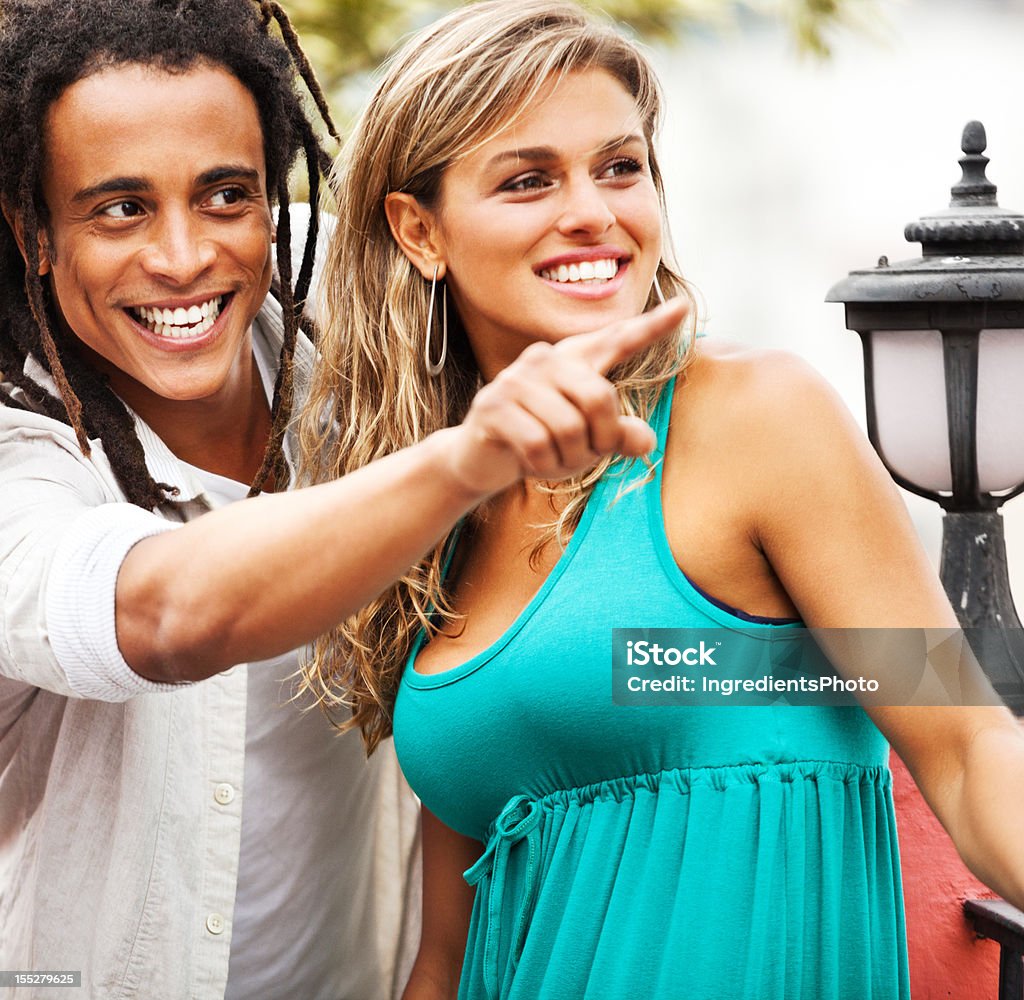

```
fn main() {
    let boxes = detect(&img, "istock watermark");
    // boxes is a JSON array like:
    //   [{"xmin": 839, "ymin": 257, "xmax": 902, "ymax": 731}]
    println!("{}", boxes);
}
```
[
  {"xmin": 625, "ymin": 639, "xmax": 719, "ymax": 668},
  {"xmin": 612, "ymin": 628, "xmax": 1007, "ymax": 707}
]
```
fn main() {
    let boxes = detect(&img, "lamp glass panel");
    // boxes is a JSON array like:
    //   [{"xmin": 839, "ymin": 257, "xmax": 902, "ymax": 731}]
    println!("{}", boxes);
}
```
[
  {"xmin": 977, "ymin": 328, "xmax": 1024, "ymax": 493},
  {"xmin": 870, "ymin": 329, "xmax": 951, "ymax": 492}
]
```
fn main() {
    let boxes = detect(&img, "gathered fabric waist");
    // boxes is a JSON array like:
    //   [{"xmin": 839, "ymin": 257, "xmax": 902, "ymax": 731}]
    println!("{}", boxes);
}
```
[{"xmin": 479, "ymin": 758, "xmax": 891, "ymax": 839}]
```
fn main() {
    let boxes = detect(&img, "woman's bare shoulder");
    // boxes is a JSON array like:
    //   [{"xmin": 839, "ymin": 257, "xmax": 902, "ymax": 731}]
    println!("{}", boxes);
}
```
[
  {"xmin": 688, "ymin": 336, "xmax": 827, "ymax": 384},
  {"xmin": 676, "ymin": 337, "xmax": 849, "ymax": 439}
]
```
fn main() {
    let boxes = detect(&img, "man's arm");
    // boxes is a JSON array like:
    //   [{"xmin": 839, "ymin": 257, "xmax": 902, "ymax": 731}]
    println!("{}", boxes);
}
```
[{"xmin": 115, "ymin": 299, "xmax": 688, "ymax": 683}]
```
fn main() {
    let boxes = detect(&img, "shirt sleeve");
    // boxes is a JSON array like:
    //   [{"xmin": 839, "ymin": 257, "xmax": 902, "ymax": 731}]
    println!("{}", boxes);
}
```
[{"xmin": 0, "ymin": 412, "xmax": 185, "ymax": 701}]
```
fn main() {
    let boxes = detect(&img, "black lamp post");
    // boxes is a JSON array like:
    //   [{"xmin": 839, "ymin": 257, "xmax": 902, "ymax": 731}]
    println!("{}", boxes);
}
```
[{"xmin": 826, "ymin": 121, "xmax": 1024, "ymax": 711}]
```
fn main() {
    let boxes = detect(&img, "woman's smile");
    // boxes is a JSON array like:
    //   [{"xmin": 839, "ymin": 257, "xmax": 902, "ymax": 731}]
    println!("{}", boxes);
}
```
[{"xmin": 535, "ymin": 246, "xmax": 631, "ymax": 299}]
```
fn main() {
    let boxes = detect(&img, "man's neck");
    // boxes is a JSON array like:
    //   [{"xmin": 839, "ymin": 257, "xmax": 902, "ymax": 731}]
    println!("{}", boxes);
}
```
[{"xmin": 98, "ymin": 336, "xmax": 274, "ymax": 488}]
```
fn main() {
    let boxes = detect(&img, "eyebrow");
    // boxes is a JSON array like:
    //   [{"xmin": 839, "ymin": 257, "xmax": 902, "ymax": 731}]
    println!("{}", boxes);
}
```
[
  {"xmin": 484, "ymin": 133, "xmax": 647, "ymax": 170},
  {"xmin": 197, "ymin": 165, "xmax": 262, "ymax": 187},
  {"xmin": 71, "ymin": 165, "xmax": 262, "ymax": 204},
  {"xmin": 71, "ymin": 176, "xmax": 150, "ymax": 204}
]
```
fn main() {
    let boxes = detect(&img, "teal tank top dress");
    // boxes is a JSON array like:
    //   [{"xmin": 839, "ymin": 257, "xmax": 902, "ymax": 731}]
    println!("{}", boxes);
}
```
[{"xmin": 393, "ymin": 379, "xmax": 909, "ymax": 1000}]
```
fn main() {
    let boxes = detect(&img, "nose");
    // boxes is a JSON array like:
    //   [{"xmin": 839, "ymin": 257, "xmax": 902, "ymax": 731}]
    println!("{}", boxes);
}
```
[
  {"xmin": 138, "ymin": 210, "xmax": 217, "ymax": 285},
  {"xmin": 556, "ymin": 176, "xmax": 616, "ymax": 238}
]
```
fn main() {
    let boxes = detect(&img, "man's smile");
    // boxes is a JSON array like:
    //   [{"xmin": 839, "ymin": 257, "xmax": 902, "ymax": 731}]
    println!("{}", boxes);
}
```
[{"xmin": 127, "ymin": 293, "xmax": 227, "ymax": 339}]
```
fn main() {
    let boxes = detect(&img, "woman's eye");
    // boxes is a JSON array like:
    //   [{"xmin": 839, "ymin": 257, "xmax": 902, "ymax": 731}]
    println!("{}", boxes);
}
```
[
  {"xmin": 208, "ymin": 187, "xmax": 246, "ymax": 208},
  {"xmin": 501, "ymin": 173, "xmax": 551, "ymax": 194},
  {"xmin": 601, "ymin": 157, "xmax": 644, "ymax": 180},
  {"xmin": 100, "ymin": 201, "xmax": 144, "ymax": 220}
]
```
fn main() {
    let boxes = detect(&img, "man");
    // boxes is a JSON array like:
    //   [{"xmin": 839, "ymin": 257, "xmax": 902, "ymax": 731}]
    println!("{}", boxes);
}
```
[
  {"xmin": 0, "ymin": 1, "xmax": 687, "ymax": 996},
  {"xmin": 0, "ymin": 2, "xmax": 420, "ymax": 997}
]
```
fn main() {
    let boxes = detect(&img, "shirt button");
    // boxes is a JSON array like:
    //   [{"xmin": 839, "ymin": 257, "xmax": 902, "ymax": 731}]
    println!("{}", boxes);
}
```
[
  {"xmin": 214, "ymin": 783, "xmax": 236, "ymax": 806},
  {"xmin": 206, "ymin": 913, "xmax": 226, "ymax": 935}
]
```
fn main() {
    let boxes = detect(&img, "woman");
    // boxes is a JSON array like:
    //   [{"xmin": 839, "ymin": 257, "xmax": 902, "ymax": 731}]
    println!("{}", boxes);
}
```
[
  {"xmin": 0, "ymin": 1, "xmax": 682, "ymax": 995},
  {"xmin": 301, "ymin": 3, "xmax": 1024, "ymax": 998}
]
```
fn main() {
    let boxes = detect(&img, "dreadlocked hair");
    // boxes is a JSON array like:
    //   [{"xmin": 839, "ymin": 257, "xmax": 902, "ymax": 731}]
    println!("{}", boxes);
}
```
[
  {"xmin": 296, "ymin": 0, "xmax": 698, "ymax": 753},
  {"xmin": 0, "ymin": 0, "xmax": 337, "ymax": 508}
]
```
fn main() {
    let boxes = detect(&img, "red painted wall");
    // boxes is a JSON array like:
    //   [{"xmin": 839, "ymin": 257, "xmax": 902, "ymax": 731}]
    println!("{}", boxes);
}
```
[{"xmin": 892, "ymin": 753, "xmax": 1000, "ymax": 998}]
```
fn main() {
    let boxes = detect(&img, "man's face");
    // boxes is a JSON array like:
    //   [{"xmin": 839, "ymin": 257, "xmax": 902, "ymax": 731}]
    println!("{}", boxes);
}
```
[{"xmin": 38, "ymin": 61, "xmax": 274, "ymax": 410}]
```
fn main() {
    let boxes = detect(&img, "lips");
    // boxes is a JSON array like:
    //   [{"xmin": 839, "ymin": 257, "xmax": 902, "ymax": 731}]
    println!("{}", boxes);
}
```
[
  {"xmin": 127, "ymin": 294, "xmax": 226, "ymax": 340},
  {"xmin": 533, "ymin": 245, "xmax": 632, "ymax": 301},
  {"xmin": 534, "ymin": 244, "xmax": 631, "ymax": 289},
  {"xmin": 539, "ymin": 257, "xmax": 620, "ymax": 284}
]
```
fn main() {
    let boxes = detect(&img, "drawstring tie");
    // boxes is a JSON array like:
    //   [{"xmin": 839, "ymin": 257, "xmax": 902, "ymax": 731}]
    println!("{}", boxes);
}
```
[{"xmin": 464, "ymin": 794, "xmax": 543, "ymax": 1000}]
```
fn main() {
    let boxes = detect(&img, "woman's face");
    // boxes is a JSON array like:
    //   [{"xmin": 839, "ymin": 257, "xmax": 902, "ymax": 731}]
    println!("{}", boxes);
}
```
[{"xmin": 429, "ymin": 68, "xmax": 663, "ymax": 377}]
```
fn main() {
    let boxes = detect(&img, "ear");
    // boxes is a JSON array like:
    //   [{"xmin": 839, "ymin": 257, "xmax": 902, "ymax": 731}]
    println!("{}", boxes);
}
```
[
  {"xmin": 1, "ymin": 201, "xmax": 52, "ymax": 276},
  {"xmin": 384, "ymin": 192, "xmax": 446, "ymax": 281}
]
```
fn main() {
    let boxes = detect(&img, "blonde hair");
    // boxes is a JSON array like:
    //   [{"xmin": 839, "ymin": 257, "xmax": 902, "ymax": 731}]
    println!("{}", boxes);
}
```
[{"xmin": 298, "ymin": 0, "xmax": 697, "ymax": 752}]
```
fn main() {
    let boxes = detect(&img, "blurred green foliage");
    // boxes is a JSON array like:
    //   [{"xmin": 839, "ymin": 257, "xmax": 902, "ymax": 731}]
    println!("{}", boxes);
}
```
[{"xmin": 287, "ymin": 0, "xmax": 872, "ymax": 129}]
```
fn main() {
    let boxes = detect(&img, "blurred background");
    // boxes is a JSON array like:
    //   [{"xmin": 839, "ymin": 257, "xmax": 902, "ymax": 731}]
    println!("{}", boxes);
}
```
[{"xmin": 290, "ymin": 0, "xmax": 1024, "ymax": 600}]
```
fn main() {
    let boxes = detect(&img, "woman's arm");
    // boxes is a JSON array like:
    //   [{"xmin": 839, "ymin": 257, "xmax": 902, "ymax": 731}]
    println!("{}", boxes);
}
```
[
  {"xmin": 402, "ymin": 808, "xmax": 479, "ymax": 1000},
  {"xmin": 682, "ymin": 345, "xmax": 1024, "ymax": 909},
  {"xmin": 118, "ymin": 298, "xmax": 688, "ymax": 682}
]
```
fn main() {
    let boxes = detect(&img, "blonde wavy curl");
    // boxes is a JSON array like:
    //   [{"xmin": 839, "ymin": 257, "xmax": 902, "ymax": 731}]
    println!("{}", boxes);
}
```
[{"xmin": 297, "ymin": 0, "xmax": 699, "ymax": 753}]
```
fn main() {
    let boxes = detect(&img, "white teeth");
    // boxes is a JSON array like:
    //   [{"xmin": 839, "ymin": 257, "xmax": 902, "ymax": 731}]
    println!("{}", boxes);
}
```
[
  {"xmin": 541, "ymin": 258, "xmax": 620, "ymax": 284},
  {"xmin": 131, "ymin": 295, "xmax": 224, "ymax": 340}
]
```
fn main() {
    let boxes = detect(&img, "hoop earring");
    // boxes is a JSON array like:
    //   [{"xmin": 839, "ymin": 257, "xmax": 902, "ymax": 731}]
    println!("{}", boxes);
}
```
[
  {"xmin": 425, "ymin": 265, "xmax": 448, "ymax": 377},
  {"xmin": 652, "ymin": 273, "xmax": 666, "ymax": 305}
]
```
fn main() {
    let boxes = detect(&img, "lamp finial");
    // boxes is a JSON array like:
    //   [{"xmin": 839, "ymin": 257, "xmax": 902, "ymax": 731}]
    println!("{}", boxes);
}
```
[{"xmin": 952, "ymin": 120, "xmax": 997, "ymax": 207}]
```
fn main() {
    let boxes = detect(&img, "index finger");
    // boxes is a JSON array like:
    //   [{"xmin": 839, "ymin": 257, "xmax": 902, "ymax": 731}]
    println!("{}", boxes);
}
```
[{"xmin": 554, "ymin": 297, "xmax": 690, "ymax": 374}]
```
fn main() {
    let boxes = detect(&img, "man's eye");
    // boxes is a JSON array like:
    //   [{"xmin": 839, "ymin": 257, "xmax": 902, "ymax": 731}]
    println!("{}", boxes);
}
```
[
  {"xmin": 101, "ymin": 201, "xmax": 144, "ymax": 220},
  {"xmin": 208, "ymin": 187, "xmax": 246, "ymax": 208}
]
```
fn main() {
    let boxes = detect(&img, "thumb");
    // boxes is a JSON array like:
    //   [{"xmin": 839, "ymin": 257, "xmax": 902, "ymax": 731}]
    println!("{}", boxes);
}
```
[{"xmin": 615, "ymin": 415, "xmax": 658, "ymax": 458}]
